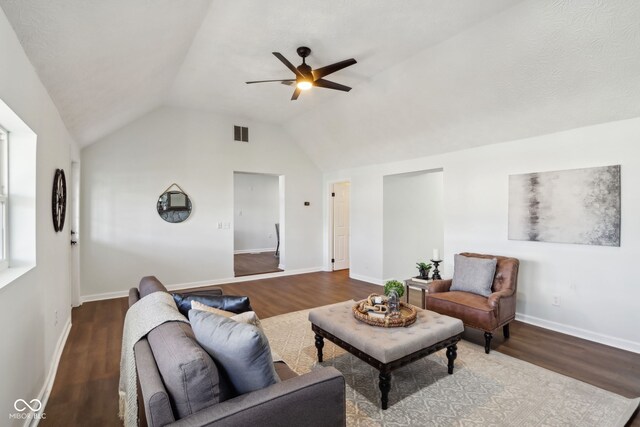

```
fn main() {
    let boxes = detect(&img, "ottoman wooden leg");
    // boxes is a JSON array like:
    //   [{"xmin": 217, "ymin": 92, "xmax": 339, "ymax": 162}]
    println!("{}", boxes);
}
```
[
  {"xmin": 314, "ymin": 334, "xmax": 324, "ymax": 362},
  {"xmin": 446, "ymin": 344, "xmax": 457, "ymax": 374},
  {"xmin": 379, "ymin": 372, "xmax": 391, "ymax": 410}
]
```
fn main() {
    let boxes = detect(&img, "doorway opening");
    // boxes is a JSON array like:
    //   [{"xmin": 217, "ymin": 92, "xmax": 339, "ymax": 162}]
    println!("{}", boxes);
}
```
[
  {"xmin": 233, "ymin": 172, "xmax": 284, "ymax": 277},
  {"xmin": 382, "ymin": 169, "xmax": 444, "ymax": 282},
  {"xmin": 331, "ymin": 181, "xmax": 350, "ymax": 271}
]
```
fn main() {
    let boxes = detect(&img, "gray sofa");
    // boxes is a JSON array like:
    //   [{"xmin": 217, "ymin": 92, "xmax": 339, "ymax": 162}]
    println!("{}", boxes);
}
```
[{"xmin": 129, "ymin": 276, "xmax": 346, "ymax": 427}]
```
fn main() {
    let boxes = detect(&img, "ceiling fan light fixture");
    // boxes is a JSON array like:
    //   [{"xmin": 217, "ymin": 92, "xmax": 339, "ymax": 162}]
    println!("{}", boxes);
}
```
[
  {"xmin": 296, "ymin": 80, "xmax": 313, "ymax": 91},
  {"xmin": 246, "ymin": 47, "xmax": 356, "ymax": 100}
]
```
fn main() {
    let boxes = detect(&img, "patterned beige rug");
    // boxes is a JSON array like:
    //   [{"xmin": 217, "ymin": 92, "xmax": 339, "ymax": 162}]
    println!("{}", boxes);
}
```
[{"xmin": 261, "ymin": 308, "xmax": 639, "ymax": 427}]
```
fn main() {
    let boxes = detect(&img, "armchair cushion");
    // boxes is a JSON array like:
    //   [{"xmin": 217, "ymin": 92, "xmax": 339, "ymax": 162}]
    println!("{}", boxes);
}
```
[
  {"xmin": 450, "ymin": 254, "xmax": 497, "ymax": 297},
  {"xmin": 426, "ymin": 291, "xmax": 498, "ymax": 331}
]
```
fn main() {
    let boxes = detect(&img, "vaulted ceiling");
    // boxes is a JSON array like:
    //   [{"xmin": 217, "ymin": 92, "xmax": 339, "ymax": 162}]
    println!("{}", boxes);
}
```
[{"xmin": 2, "ymin": 0, "xmax": 639, "ymax": 171}]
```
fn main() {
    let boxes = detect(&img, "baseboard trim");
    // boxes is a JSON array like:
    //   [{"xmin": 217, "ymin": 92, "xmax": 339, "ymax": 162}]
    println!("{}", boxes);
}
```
[
  {"xmin": 233, "ymin": 248, "xmax": 277, "ymax": 255},
  {"xmin": 80, "ymin": 267, "xmax": 325, "ymax": 302},
  {"xmin": 165, "ymin": 267, "xmax": 323, "ymax": 292},
  {"xmin": 338, "ymin": 276, "xmax": 639, "ymax": 354},
  {"xmin": 78, "ymin": 275, "xmax": 639, "ymax": 354},
  {"xmin": 31, "ymin": 317, "xmax": 72, "ymax": 426},
  {"xmin": 81, "ymin": 289, "xmax": 129, "ymax": 303},
  {"xmin": 516, "ymin": 313, "xmax": 640, "ymax": 354},
  {"xmin": 349, "ymin": 273, "xmax": 384, "ymax": 286}
]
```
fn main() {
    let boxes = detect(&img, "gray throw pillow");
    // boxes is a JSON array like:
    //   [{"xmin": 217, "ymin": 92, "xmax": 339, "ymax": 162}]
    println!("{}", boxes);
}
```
[
  {"xmin": 189, "ymin": 309, "xmax": 280, "ymax": 395},
  {"xmin": 450, "ymin": 254, "xmax": 497, "ymax": 297},
  {"xmin": 147, "ymin": 322, "xmax": 228, "ymax": 419}
]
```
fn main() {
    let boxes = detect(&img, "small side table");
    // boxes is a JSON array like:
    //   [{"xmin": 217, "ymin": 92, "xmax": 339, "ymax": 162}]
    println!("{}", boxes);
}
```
[{"xmin": 404, "ymin": 277, "xmax": 433, "ymax": 309}]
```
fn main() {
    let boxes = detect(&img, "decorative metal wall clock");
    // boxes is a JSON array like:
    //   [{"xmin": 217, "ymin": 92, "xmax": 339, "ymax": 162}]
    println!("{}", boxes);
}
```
[{"xmin": 52, "ymin": 168, "xmax": 67, "ymax": 232}]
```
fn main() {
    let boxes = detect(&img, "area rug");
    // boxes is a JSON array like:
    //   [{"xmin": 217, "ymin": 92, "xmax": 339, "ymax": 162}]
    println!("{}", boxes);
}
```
[{"xmin": 261, "ymin": 308, "xmax": 639, "ymax": 427}]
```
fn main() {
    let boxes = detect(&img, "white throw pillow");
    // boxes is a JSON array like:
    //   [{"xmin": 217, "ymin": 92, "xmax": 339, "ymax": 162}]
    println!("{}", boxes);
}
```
[
  {"xmin": 191, "ymin": 300, "xmax": 263, "ymax": 328},
  {"xmin": 191, "ymin": 300, "xmax": 234, "ymax": 317}
]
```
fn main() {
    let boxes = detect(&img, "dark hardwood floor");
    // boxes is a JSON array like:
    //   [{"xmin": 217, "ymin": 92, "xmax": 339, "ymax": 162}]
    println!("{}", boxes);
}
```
[
  {"xmin": 42, "ymin": 270, "xmax": 639, "ymax": 426},
  {"xmin": 234, "ymin": 251, "xmax": 282, "ymax": 277},
  {"xmin": 43, "ymin": 296, "xmax": 129, "ymax": 426}
]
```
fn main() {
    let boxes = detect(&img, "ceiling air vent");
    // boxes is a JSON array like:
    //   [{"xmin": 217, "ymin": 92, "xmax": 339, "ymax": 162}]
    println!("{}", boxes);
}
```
[{"xmin": 234, "ymin": 125, "xmax": 249, "ymax": 142}]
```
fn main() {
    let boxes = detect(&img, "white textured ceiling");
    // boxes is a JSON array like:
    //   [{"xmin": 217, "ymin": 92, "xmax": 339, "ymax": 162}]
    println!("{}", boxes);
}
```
[
  {"xmin": 285, "ymin": 0, "xmax": 640, "ymax": 170},
  {"xmin": 0, "ymin": 0, "xmax": 211, "ymax": 145},
  {"xmin": 2, "ymin": 0, "xmax": 640, "ymax": 170},
  {"xmin": 167, "ymin": 0, "xmax": 518, "ymax": 122}
]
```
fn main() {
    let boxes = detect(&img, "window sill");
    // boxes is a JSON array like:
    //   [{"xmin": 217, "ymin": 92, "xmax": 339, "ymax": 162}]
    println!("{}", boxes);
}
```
[{"xmin": 0, "ymin": 264, "xmax": 36, "ymax": 291}]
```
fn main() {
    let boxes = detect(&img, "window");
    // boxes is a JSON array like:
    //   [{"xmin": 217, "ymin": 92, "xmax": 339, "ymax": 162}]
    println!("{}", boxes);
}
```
[
  {"xmin": 0, "ymin": 98, "xmax": 36, "ymax": 287},
  {"xmin": 0, "ymin": 125, "xmax": 7, "ymax": 270}
]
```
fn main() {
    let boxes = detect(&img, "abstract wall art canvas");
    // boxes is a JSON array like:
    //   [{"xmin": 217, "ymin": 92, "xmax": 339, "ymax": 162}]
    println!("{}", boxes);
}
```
[{"xmin": 508, "ymin": 165, "xmax": 621, "ymax": 246}]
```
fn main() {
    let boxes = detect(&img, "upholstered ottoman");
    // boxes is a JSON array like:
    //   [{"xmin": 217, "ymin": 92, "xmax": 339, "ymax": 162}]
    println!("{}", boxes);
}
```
[{"xmin": 309, "ymin": 300, "xmax": 464, "ymax": 409}]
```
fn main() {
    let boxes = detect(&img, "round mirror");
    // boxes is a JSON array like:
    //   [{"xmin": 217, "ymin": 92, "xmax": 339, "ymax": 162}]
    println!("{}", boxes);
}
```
[{"xmin": 157, "ymin": 190, "xmax": 192, "ymax": 223}]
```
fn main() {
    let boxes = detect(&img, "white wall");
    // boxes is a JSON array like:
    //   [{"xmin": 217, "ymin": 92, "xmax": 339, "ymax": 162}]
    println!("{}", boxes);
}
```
[
  {"xmin": 81, "ymin": 106, "xmax": 323, "ymax": 298},
  {"xmin": 383, "ymin": 170, "xmax": 443, "ymax": 281},
  {"xmin": 325, "ymin": 117, "xmax": 640, "ymax": 352},
  {"xmin": 233, "ymin": 172, "xmax": 279, "ymax": 252},
  {"xmin": 0, "ymin": 7, "xmax": 77, "ymax": 424}
]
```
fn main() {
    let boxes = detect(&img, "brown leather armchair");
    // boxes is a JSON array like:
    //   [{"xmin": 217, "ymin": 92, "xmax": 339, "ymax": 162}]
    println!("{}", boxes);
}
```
[{"xmin": 425, "ymin": 253, "xmax": 519, "ymax": 354}]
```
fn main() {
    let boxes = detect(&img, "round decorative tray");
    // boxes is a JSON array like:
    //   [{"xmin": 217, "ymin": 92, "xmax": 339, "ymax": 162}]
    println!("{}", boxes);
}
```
[{"xmin": 353, "ymin": 294, "xmax": 418, "ymax": 328}]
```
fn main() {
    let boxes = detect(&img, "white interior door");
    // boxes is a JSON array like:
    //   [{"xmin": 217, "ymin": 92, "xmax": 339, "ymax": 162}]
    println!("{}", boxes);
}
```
[{"xmin": 332, "ymin": 182, "xmax": 350, "ymax": 271}]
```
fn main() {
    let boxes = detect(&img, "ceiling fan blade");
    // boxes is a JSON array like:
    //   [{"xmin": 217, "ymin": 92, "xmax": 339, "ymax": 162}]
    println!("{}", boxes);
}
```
[
  {"xmin": 273, "ymin": 52, "xmax": 304, "ymax": 78},
  {"xmin": 314, "ymin": 78, "xmax": 352, "ymax": 92},
  {"xmin": 291, "ymin": 87, "xmax": 302, "ymax": 100},
  {"xmin": 312, "ymin": 58, "xmax": 357, "ymax": 80},
  {"xmin": 246, "ymin": 79, "xmax": 296, "ymax": 84}
]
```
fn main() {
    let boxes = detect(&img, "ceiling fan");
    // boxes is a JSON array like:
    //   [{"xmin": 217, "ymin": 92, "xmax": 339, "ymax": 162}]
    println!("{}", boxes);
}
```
[{"xmin": 246, "ymin": 46, "xmax": 357, "ymax": 100}]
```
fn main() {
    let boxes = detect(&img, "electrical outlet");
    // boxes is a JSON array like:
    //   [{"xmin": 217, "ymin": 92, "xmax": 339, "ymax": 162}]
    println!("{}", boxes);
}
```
[
  {"xmin": 223, "ymin": 222, "xmax": 230, "ymax": 229},
  {"xmin": 552, "ymin": 295, "xmax": 560, "ymax": 306},
  {"xmin": 55, "ymin": 310, "xmax": 58, "ymax": 326},
  {"xmin": 217, "ymin": 222, "xmax": 223, "ymax": 229}
]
